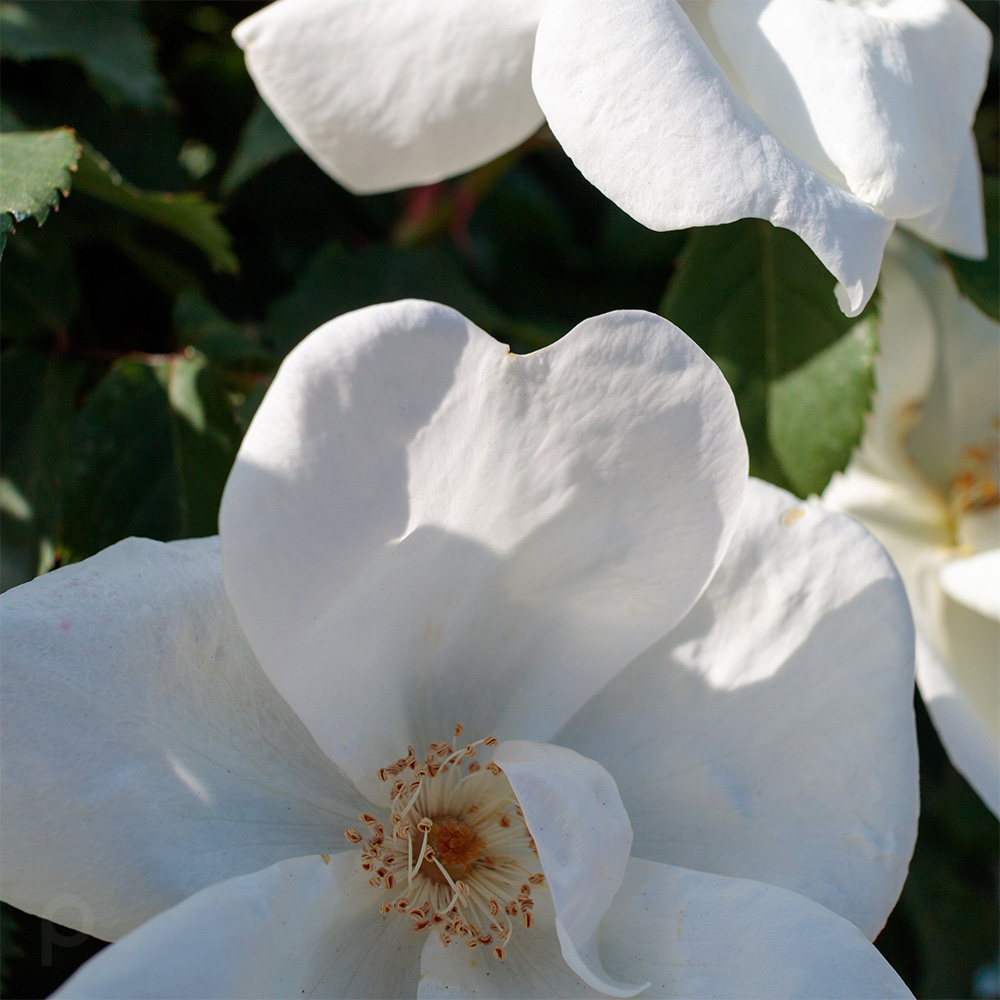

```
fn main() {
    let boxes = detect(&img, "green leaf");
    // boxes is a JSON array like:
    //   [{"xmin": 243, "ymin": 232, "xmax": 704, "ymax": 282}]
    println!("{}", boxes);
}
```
[
  {"xmin": 221, "ymin": 101, "xmax": 298, "ymax": 195},
  {"xmin": 0, "ymin": 349, "xmax": 89, "ymax": 584},
  {"xmin": 159, "ymin": 353, "xmax": 244, "ymax": 535},
  {"xmin": 0, "ymin": 1, "xmax": 168, "ymax": 108},
  {"xmin": 264, "ymin": 242, "xmax": 544, "ymax": 355},
  {"xmin": 661, "ymin": 219, "xmax": 870, "ymax": 492},
  {"xmin": 0, "ymin": 128, "xmax": 81, "ymax": 232},
  {"xmin": 768, "ymin": 317, "xmax": 878, "ymax": 496},
  {"xmin": 0, "ymin": 219, "xmax": 79, "ymax": 342},
  {"xmin": 60, "ymin": 352, "xmax": 242, "ymax": 558},
  {"xmin": 174, "ymin": 293, "xmax": 277, "ymax": 373},
  {"xmin": 944, "ymin": 176, "xmax": 999, "ymax": 321},
  {"xmin": 73, "ymin": 145, "xmax": 238, "ymax": 273}
]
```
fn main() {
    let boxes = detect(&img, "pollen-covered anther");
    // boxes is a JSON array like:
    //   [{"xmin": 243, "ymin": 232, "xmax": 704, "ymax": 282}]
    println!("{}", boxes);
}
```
[
  {"xmin": 950, "ymin": 432, "xmax": 1000, "ymax": 514},
  {"xmin": 348, "ymin": 728, "xmax": 540, "ymax": 960}
]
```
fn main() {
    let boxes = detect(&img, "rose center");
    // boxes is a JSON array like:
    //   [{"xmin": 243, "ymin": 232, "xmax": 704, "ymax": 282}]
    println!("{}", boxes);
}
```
[
  {"xmin": 422, "ymin": 819, "xmax": 486, "ymax": 882},
  {"xmin": 345, "ymin": 726, "xmax": 543, "ymax": 959}
]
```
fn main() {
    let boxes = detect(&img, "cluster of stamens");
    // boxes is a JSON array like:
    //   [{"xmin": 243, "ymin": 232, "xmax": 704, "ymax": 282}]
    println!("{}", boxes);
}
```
[
  {"xmin": 950, "ymin": 425, "xmax": 1000, "ymax": 517},
  {"xmin": 345, "ymin": 725, "xmax": 543, "ymax": 959}
]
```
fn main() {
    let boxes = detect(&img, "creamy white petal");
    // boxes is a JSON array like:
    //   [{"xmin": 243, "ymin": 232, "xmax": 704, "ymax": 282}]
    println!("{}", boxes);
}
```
[
  {"xmin": 495, "ymin": 741, "xmax": 646, "ymax": 997},
  {"xmin": 557, "ymin": 479, "xmax": 918, "ymax": 940},
  {"xmin": 824, "ymin": 235, "xmax": 999, "ymax": 815},
  {"xmin": 706, "ymin": 0, "xmax": 990, "ymax": 221},
  {"xmin": 417, "ymin": 889, "xmax": 603, "ymax": 999},
  {"xmin": 221, "ymin": 301, "xmax": 746, "ymax": 800},
  {"xmin": 902, "ymin": 131, "xmax": 988, "ymax": 258},
  {"xmin": 916, "ymin": 635, "xmax": 1000, "ymax": 817},
  {"xmin": 825, "ymin": 467, "xmax": 1000, "ymax": 815},
  {"xmin": 0, "ymin": 538, "xmax": 365, "ymax": 941},
  {"xmin": 939, "ymin": 549, "xmax": 1000, "ymax": 621},
  {"xmin": 52, "ymin": 854, "xmax": 422, "ymax": 999},
  {"xmin": 893, "ymin": 236, "xmax": 1000, "ymax": 492},
  {"xmin": 597, "ymin": 858, "xmax": 913, "ymax": 999},
  {"xmin": 532, "ymin": 0, "xmax": 893, "ymax": 316},
  {"xmin": 855, "ymin": 237, "xmax": 940, "ymax": 487},
  {"xmin": 914, "ymin": 572, "xmax": 1000, "ymax": 801},
  {"xmin": 233, "ymin": 0, "xmax": 545, "ymax": 193},
  {"xmin": 822, "ymin": 462, "xmax": 951, "ymax": 565}
]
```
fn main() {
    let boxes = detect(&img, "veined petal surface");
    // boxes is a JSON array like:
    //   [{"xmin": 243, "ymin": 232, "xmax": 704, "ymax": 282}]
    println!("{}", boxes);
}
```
[
  {"xmin": 902, "ymin": 132, "xmax": 987, "ymax": 258},
  {"xmin": 0, "ymin": 538, "xmax": 364, "ymax": 941},
  {"xmin": 52, "ymin": 854, "xmax": 421, "ymax": 999},
  {"xmin": 221, "ymin": 301, "xmax": 746, "ymax": 801},
  {"xmin": 705, "ymin": 0, "xmax": 990, "ymax": 221},
  {"xmin": 233, "ymin": 0, "xmax": 545, "ymax": 193},
  {"xmin": 532, "ymin": 0, "xmax": 893, "ymax": 315},
  {"xmin": 557, "ymin": 479, "xmax": 917, "ymax": 939},
  {"xmin": 597, "ymin": 859, "xmax": 913, "ymax": 999}
]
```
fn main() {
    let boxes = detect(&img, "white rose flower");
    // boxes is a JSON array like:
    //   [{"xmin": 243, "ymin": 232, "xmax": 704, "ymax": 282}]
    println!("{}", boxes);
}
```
[
  {"xmin": 232, "ymin": 0, "xmax": 990, "ymax": 316},
  {"xmin": 825, "ymin": 235, "xmax": 999, "ymax": 817},
  {"xmin": 2, "ymin": 302, "xmax": 917, "ymax": 998}
]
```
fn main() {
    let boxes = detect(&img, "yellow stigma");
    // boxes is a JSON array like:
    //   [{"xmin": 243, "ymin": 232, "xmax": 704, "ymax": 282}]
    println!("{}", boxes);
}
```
[{"xmin": 345, "ymin": 725, "xmax": 543, "ymax": 959}]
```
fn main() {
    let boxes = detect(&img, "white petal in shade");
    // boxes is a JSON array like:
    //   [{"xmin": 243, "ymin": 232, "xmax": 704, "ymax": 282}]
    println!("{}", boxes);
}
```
[
  {"xmin": 824, "ymin": 467, "xmax": 1000, "ymax": 816},
  {"xmin": 902, "ymin": 131, "xmax": 988, "ymax": 258},
  {"xmin": 52, "ymin": 854, "xmax": 422, "ymax": 999},
  {"xmin": 417, "ymin": 889, "xmax": 603, "ymax": 999},
  {"xmin": 939, "ymin": 549, "xmax": 1000, "ymax": 621},
  {"xmin": 598, "ymin": 858, "xmax": 913, "ymax": 999},
  {"xmin": 894, "ymin": 237, "xmax": 1000, "ymax": 493},
  {"xmin": 557, "ymin": 479, "xmax": 918, "ymax": 940},
  {"xmin": 857, "ymin": 237, "xmax": 939, "ymax": 486},
  {"xmin": 0, "ymin": 538, "xmax": 365, "ymax": 941},
  {"xmin": 232, "ymin": 0, "xmax": 545, "ymax": 193},
  {"xmin": 221, "ymin": 301, "xmax": 746, "ymax": 801},
  {"xmin": 495, "ymin": 741, "xmax": 646, "ymax": 998},
  {"xmin": 706, "ymin": 0, "xmax": 991, "ymax": 222},
  {"xmin": 532, "ymin": 0, "xmax": 893, "ymax": 316},
  {"xmin": 916, "ymin": 635, "xmax": 1000, "ymax": 817}
]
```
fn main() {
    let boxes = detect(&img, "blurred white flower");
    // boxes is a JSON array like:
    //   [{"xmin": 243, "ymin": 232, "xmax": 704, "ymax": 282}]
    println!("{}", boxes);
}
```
[
  {"xmin": 825, "ymin": 235, "xmax": 1000, "ymax": 816},
  {"xmin": 233, "ymin": 0, "xmax": 990, "ymax": 315},
  {"xmin": 3, "ymin": 303, "xmax": 917, "ymax": 998}
]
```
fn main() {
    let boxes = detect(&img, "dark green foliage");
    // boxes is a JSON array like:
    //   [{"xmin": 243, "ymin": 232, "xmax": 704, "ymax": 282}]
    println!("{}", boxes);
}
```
[
  {"xmin": 768, "ymin": 317, "xmax": 878, "ymax": 497},
  {"xmin": 661, "ymin": 219, "xmax": 876, "ymax": 494},
  {"xmin": 0, "ymin": 1, "xmax": 168, "ymax": 108},
  {"xmin": 60, "ymin": 353, "xmax": 242, "ymax": 559}
]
